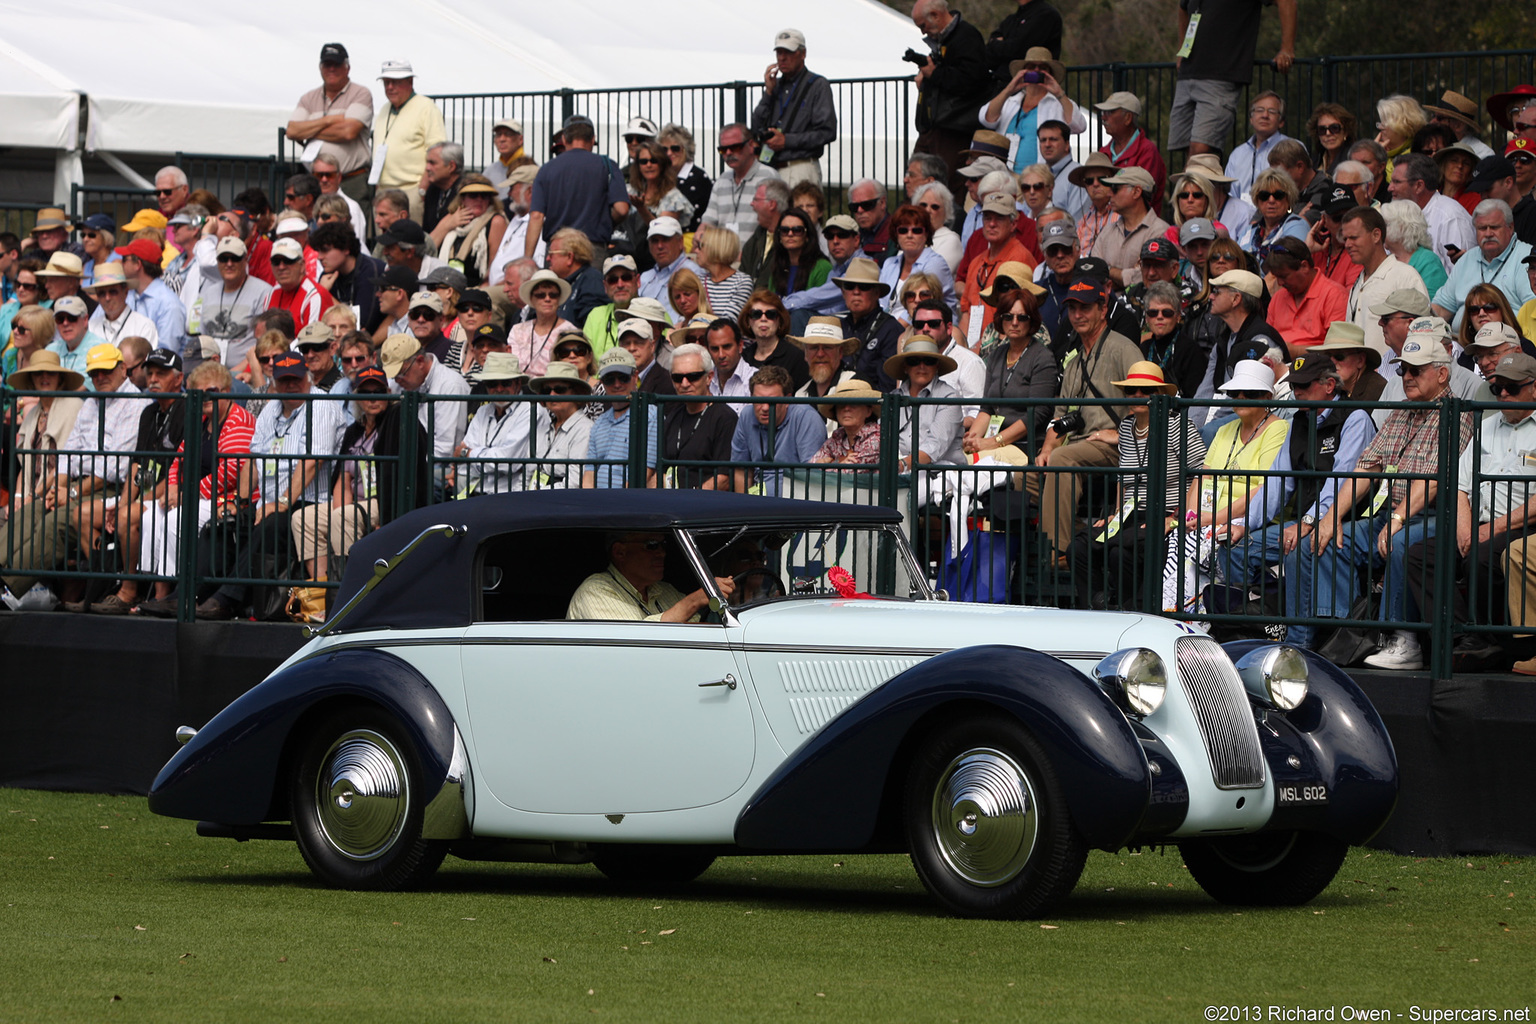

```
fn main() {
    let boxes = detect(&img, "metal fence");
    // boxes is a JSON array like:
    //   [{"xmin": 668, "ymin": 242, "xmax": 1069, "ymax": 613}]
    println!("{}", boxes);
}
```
[
  {"xmin": 4, "ymin": 385, "xmax": 1534, "ymax": 679},
  {"xmin": 273, "ymin": 49, "xmax": 1534, "ymax": 208}
]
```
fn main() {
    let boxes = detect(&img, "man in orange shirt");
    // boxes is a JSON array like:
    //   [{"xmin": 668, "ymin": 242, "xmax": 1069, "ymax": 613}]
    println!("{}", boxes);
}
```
[
  {"xmin": 1263, "ymin": 237, "xmax": 1347, "ymax": 356},
  {"xmin": 957, "ymin": 193, "xmax": 1033, "ymax": 345}
]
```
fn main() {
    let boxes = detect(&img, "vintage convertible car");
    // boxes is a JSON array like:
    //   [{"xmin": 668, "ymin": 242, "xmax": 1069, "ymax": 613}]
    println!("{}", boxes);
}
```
[{"xmin": 150, "ymin": 491, "xmax": 1398, "ymax": 919}]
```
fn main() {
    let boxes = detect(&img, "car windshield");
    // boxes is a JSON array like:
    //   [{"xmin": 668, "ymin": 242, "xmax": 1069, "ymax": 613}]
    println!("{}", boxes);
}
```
[{"xmin": 686, "ymin": 523, "xmax": 929, "ymax": 610}]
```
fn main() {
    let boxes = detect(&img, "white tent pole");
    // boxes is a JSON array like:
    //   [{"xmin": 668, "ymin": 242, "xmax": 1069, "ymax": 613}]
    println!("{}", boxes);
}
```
[{"xmin": 97, "ymin": 151, "xmax": 155, "ymax": 190}]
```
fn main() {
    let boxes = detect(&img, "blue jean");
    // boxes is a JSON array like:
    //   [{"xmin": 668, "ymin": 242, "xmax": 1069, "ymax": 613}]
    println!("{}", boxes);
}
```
[
  {"xmin": 1217, "ymin": 523, "xmax": 1321, "ymax": 648},
  {"xmin": 1311, "ymin": 513, "xmax": 1437, "ymax": 628}
]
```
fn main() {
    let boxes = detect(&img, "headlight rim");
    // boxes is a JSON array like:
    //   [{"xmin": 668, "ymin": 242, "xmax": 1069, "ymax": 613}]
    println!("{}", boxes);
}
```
[{"xmin": 1093, "ymin": 647, "xmax": 1168, "ymax": 717}]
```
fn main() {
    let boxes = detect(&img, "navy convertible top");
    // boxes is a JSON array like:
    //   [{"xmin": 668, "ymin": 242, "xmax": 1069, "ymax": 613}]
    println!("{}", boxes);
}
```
[{"xmin": 334, "ymin": 491, "xmax": 902, "ymax": 632}]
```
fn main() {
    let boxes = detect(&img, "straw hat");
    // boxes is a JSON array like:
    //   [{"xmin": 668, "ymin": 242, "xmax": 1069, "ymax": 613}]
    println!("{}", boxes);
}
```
[
  {"xmin": 1183, "ymin": 153, "xmax": 1237, "ymax": 184},
  {"xmin": 829, "ymin": 258, "xmax": 890, "ymax": 296},
  {"xmin": 818, "ymin": 377, "xmax": 883, "ymax": 421},
  {"xmin": 1007, "ymin": 46, "xmax": 1066, "ymax": 85},
  {"xmin": 30, "ymin": 208, "xmax": 72, "ymax": 233},
  {"xmin": 1311, "ymin": 321, "xmax": 1382, "ymax": 370},
  {"xmin": 1067, "ymin": 151, "xmax": 1115, "ymax": 187},
  {"xmin": 530, "ymin": 360, "xmax": 593, "ymax": 395},
  {"xmin": 86, "ymin": 262, "xmax": 129, "ymax": 290},
  {"xmin": 668, "ymin": 314, "xmax": 716, "ymax": 347},
  {"xmin": 981, "ymin": 260, "xmax": 1046, "ymax": 303},
  {"xmin": 6, "ymin": 348, "xmax": 85, "ymax": 392},
  {"xmin": 518, "ymin": 268, "xmax": 572, "ymax": 306},
  {"xmin": 35, "ymin": 252, "xmax": 83, "ymax": 278},
  {"xmin": 1111, "ymin": 360, "xmax": 1178, "ymax": 396},
  {"xmin": 884, "ymin": 336, "xmax": 957, "ymax": 381},
  {"xmin": 788, "ymin": 315, "xmax": 860, "ymax": 356},
  {"xmin": 1425, "ymin": 90, "xmax": 1481, "ymax": 132}
]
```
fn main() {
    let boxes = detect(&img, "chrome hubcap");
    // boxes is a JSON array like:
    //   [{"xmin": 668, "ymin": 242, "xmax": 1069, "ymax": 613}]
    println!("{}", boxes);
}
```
[
  {"xmin": 314, "ymin": 730, "xmax": 409, "ymax": 860},
  {"xmin": 930, "ymin": 747, "xmax": 1038, "ymax": 886}
]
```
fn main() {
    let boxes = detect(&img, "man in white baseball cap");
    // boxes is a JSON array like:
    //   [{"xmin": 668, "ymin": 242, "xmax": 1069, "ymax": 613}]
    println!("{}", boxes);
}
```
[
  {"xmin": 638, "ymin": 217, "xmax": 704, "ymax": 320},
  {"xmin": 375, "ymin": 59, "xmax": 447, "ymax": 222},
  {"xmin": 750, "ymin": 28, "xmax": 836, "ymax": 187}
]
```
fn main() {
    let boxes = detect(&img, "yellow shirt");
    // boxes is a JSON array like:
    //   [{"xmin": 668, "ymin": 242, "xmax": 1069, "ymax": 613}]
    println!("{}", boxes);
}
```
[
  {"xmin": 1200, "ymin": 416, "xmax": 1289, "ymax": 514},
  {"xmin": 1519, "ymin": 299, "xmax": 1536, "ymax": 347},
  {"xmin": 377, "ymin": 94, "xmax": 447, "ymax": 191},
  {"xmin": 566, "ymin": 566, "xmax": 692, "ymax": 622}
]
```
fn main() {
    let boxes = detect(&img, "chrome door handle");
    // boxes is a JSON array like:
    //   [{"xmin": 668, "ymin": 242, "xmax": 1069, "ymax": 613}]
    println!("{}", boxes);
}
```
[{"xmin": 699, "ymin": 674, "xmax": 737, "ymax": 690}]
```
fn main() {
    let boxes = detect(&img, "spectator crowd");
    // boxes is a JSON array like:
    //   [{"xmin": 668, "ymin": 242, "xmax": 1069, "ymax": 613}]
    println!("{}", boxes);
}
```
[{"xmin": 5, "ymin": 11, "xmax": 1536, "ymax": 675}]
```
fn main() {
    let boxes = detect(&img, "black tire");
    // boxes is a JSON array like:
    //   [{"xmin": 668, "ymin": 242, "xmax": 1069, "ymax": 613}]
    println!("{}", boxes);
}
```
[
  {"xmin": 290, "ymin": 708, "xmax": 448, "ymax": 890},
  {"xmin": 1179, "ymin": 831, "xmax": 1348, "ymax": 906},
  {"xmin": 905, "ymin": 718, "xmax": 1087, "ymax": 919},
  {"xmin": 589, "ymin": 844, "xmax": 716, "ymax": 886}
]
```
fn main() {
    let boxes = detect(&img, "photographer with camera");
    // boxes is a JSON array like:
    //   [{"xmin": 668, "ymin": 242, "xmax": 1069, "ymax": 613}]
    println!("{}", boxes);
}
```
[
  {"xmin": 750, "ymin": 29, "xmax": 837, "ymax": 190},
  {"xmin": 909, "ymin": 0, "xmax": 993, "ymax": 198},
  {"xmin": 978, "ymin": 47, "xmax": 1084, "ymax": 175},
  {"xmin": 1026, "ymin": 273, "xmax": 1142, "ymax": 561}
]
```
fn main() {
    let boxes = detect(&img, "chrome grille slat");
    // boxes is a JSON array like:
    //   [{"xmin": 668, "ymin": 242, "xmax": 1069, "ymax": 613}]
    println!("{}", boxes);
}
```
[{"xmin": 1175, "ymin": 636, "xmax": 1266, "ymax": 789}]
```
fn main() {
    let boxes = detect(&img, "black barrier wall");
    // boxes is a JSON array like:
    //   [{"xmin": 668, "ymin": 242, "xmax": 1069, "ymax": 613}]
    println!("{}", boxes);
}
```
[{"xmin": 1, "ymin": 616, "xmax": 1532, "ymax": 856}]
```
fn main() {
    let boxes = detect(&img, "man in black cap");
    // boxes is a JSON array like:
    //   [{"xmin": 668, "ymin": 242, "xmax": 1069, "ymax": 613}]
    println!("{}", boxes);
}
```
[
  {"xmin": 1219, "ymin": 351, "xmax": 1376, "ymax": 650},
  {"xmin": 371, "ymin": 264, "xmax": 418, "ymax": 343},
  {"xmin": 525, "ymin": 114, "xmax": 631, "ymax": 257},
  {"xmin": 1305, "ymin": 183, "xmax": 1364, "ymax": 293},
  {"xmin": 1123, "ymin": 236, "xmax": 1183, "ymax": 314},
  {"xmin": 1466, "ymin": 155, "xmax": 1536, "ymax": 246},
  {"xmin": 286, "ymin": 44, "xmax": 374, "ymax": 205},
  {"xmin": 377, "ymin": 218, "xmax": 446, "ymax": 279}
]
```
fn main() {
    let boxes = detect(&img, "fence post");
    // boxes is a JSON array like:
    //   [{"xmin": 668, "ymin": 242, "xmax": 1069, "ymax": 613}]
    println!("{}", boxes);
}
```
[
  {"xmin": 176, "ymin": 390, "xmax": 205, "ymax": 623},
  {"xmin": 1112, "ymin": 63, "xmax": 1127, "ymax": 94},
  {"xmin": 559, "ymin": 88, "xmax": 575, "ymax": 125},
  {"xmin": 1145, "ymin": 394, "xmax": 1171, "ymax": 615},
  {"xmin": 878, "ymin": 393, "xmax": 901, "ymax": 511},
  {"xmin": 1320, "ymin": 56, "xmax": 1338, "ymax": 104},
  {"xmin": 731, "ymin": 82, "xmax": 749, "ymax": 126},
  {"xmin": 628, "ymin": 391, "xmax": 651, "ymax": 488},
  {"xmin": 1428, "ymin": 400, "xmax": 1461, "ymax": 680},
  {"xmin": 398, "ymin": 391, "xmax": 420, "ymax": 514}
]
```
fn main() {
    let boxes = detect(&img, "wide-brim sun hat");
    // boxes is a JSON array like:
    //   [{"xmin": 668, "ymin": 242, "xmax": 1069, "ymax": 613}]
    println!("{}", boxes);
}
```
[
  {"xmin": 788, "ymin": 315, "xmax": 860, "ymax": 356},
  {"xmin": 818, "ymin": 378, "xmax": 884, "ymax": 421},
  {"xmin": 518, "ymin": 268, "xmax": 572, "ymax": 306},
  {"xmin": 530, "ymin": 361, "xmax": 594, "ymax": 395},
  {"xmin": 1112, "ymin": 360, "xmax": 1178, "ymax": 396},
  {"xmin": 1217, "ymin": 359, "xmax": 1277, "ymax": 395},
  {"xmin": 884, "ymin": 336, "xmax": 958, "ymax": 381},
  {"xmin": 7, "ymin": 349, "xmax": 86, "ymax": 392}
]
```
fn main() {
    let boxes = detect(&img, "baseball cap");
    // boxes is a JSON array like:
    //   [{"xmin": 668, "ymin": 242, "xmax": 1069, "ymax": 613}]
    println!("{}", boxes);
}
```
[
  {"xmin": 379, "ymin": 59, "xmax": 414, "ymax": 80},
  {"xmin": 493, "ymin": 117, "xmax": 523, "ymax": 134},
  {"xmin": 114, "ymin": 238, "xmax": 163, "ymax": 264},
  {"xmin": 1073, "ymin": 256, "xmax": 1111, "ymax": 281},
  {"xmin": 646, "ymin": 217, "xmax": 683, "ymax": 238},
  {"xmin": 1139, "ymin": 237, "xmax": 1176, "ymax": 262},
  {"xmin": 472, "ymin": 323, "xmax": 508, "ymax": 347},
  {"xmin": 774, "ymin": 28, "xmax": 807, "ymax": 51},
  {"xmin": 1210, "ymin": 269, "xmax": 1264, "ymax": 298},
  {"xmin": 1285, "ymin": 352, "xmax": 1335, "ymax": 386},
  {"xmin": 295, "ymin": 323, "xmax": 334, "ymax": 350},
  {"xmin": 1473, "ymin": 322, "xmax": 1522, "ymax": 349},
  {"xmin": 421, "ymin": 266, "xmax": 468, "ymax": 292},
  {"xmin": 1040, "ymin": 220, "xmax": 1077, "ymax": 251},
  {"xmin": 408, "ymin": 290, "xmax": 444, "ymax": 314},
  {"xmin": 603, "ymin": 254, "xmax": 639, "ymax": 275},
  {"xmin": 215, "ymin": 236, "xmax": 248, "ymax": 259},
  {"xmin": 824, "ymin": 214, "xmax": 858, "ymax": 234},
  {"xmin": 1103, "ymin": 166, "xmax": 1155, "ymax": 193},
  {"xmin": 1400, "ymin": 316, "xmax": 1454, "ymax": 356},
  {"xmin": 1467, "ymin": 155, "xmax": 1517, "ymax": 193},
  {"xmin": 354, "ymin": 366, "xmax": 390, "ymax": 393},
  {"xmin": 1064, "ymin": 275, "xmax": 1108, "ymax": 304},
  {"xmin": 623, "ymin": 117, "xmax": 659, "ymax": 139},
  {"xmin": 381, "ymin": 265, "xmax": 418, "ymax": 293},
  {"xmin": 270, "ymin": 238, "xmax": 304, "ymax": 261},
  {"xmin": 271, "ymin": 352, "xmax": 307, "ymax": 379},
  {"xmin": 598, "ymin": 346, "xmax": 637, "ymax": 378},
  {"xmin": 85, "ymin": 343, "xmax": 123, "ymax": 372},
  {"xmin": 562, "ymin": 113, "xmax": 594, "ymax": 133},
  {"xmin": 617, "ymin": 319, "xmax": 653, "ymax": 342},
  {"xmin": 458, "ymin": 288, "xmax": 492, "ymax": 311},
  {"xmin": 1367, "ymin": 289, "xmax": 1432, "ymax": 318},
  {"xmin": 144, "ymin": 348, "xmax": 183, "ymax": 373},
  {"xmin": 82, "ymin": 213, "xmax": 116, "ymax": 233},
  {"xmin": 1094, "ymin": 91, "xmax": 1143, "ymax": 115},
  {"xmin": 53, "ymin": 295, "xmax": 88, "ymax": 318},
  {"xmin": 1493, "ymin": 353, "xmax": 1536, "ymax": 383},
  {"xmin": 1504, "ymin": 138, "xmax": 1535, "ymax": 161},
  {"xmin": 274, "ymin": 214, "xmax": 308, "ymax": 236},
  {"xmin": 378, "ymin": 219, "xmax": 426, "ymax": 248},
  {"xmin": 1322, "ymin": 184, "xmax": 1357, "ymax": 216},
  {"xmin": 1178, "ymin": 218, "xmax": 1217, "ymax": 245},
  {"xmin": 168, "ymin": 210, "xmax": 202, "ymax": 227},
  {"xmin": 379, "ymin": 335, "xmax": 423, "ymax": 378},
  {"xmin": 980, "ymin": 193, "xmax": 1017, "ymax": 216},
  {"xmin": 958, "ymin": 155, "xmax": 1008, "ymax": 180},
  {"xmin": 320, "ymin": 43, "xmax": 348, "ymax": 63}
]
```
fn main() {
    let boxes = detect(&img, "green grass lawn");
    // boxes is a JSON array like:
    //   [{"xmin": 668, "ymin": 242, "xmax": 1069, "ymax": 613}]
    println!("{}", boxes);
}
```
[{"xmin": 3, "ymin": 788, "xmax": 1531, "ymax": 1023}]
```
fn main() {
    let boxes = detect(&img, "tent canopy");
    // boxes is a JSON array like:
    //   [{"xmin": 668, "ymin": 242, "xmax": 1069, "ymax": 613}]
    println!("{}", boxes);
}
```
[{"xmin": 0, "ymin": 0, "xmax": 920, "ymax": 157}]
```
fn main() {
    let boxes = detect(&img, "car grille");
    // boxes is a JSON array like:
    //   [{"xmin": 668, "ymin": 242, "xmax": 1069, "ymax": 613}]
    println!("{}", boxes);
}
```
[{"xmin": 1175, "ymin": 636, "xmax": 1266, "ymax": 789}]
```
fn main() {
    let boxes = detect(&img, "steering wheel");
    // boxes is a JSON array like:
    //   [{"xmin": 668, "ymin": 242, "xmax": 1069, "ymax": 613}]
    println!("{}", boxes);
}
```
[{"xmin": 731, "ymin": 568, "xmax": 787, "ymax": 605}]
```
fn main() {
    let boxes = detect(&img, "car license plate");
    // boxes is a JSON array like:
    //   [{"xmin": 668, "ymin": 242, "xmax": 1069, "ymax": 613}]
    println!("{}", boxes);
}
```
[{"xmin": 1277, "ymin": 783, "xmax": 1328, "ymax": 806}]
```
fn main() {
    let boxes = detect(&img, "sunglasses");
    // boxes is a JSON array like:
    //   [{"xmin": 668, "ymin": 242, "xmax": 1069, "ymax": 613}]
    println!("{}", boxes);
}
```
[
  {"xmin": 625, "ymin": 538, "xmax": 666, "ymax": 551},
  {"xmin": 1123, "ymin": 386, "xmax": 1158, "ymax": 396},
  {"xmin": 1317, "ymin": 123, "xmax": 1344, "ymax": 135},
  {"xmin": 408, "ymin": 310, "xmax": 438, "ymax": 321},
  {"xmin": 1490, "ymin": 380, "xmax": 1533, "ymax": 396},
  {"xmin": 824, "ymin": 229, "xmax": 854, "ymax": 240},
  {"xmin": 996, "ymin": 312, "xmax": 1032, "ymax": 324},
  {"xmin": 848, "ymin": 199, "xmax": 881, "ymax": 213},
  {"xmin": 342, "ymin": 355, "xmax": 370, "ymax": 365},
  {"xmin": 717, "ymin": 141, "xmax": 750, "ymax": 154},
  {"xmin": 216, "ymin": 254, "xmax": 243, "ymax": 264},
  {"xmin": 53, "ymin": 313, "xmax": 81, "ymax": 324},
  {"xmin": 913, "ymin": 319, "xmax": 946, "ymax": 330},
  {"xmin": 1397, "ymin": 363, "xmax": 1433, "ymax": 377},
  {"xmin": 746, "ymin": 309, "xmax": 777, "ymax": 320},
  {"xmin": 531, "ymin": 289, "xmax": 560, "ymax": 300},
  {"xmin": 1081, "ymin": 176, "xmax": 1109, "ymax": 186},
  {"xmin": 906, "ymin": 356, "xmax": 940, "ymax": 367},
  {"xmin": 895, "ymin": 226, "xmax": 926, "ymax": 235},
  {"xmin": 1176, "ymin": 191, "xmax": 1205, "ymax": 201},
  {"xmin": 671, "ymin": 369, "xmax": 709, "ymax": 384},
  {"xmin": 314, "ymin": 170, "xmax": 340, "ymax": 180},
  {"xmin": 1514, "ymin": 122, "xmax": 1536, "ymax": 132},
  {"xmin": 1228, "ymin": 390, "xmax": 1270, "ymax": 400},
  {"xmin": 87, "ymin": 367, "xmax": 117, "ymax": 378},
  {"xmin": 156, "ymin": 188, "xmax": 178, "ymax": 196},
  {"xmin": 13, "ymin": 325, "xmax": 30, "ymax": 335},
  {"xmin": 1145, "ymin": 308, "xmax": 1178, "ymax": 318},
  {"xmin": 600, "ymin": 372, "xmax": 634, "ymax": 385},
  {"xmin": 1020, "ymin": 182, "xmax": 1050, "ymax": 192},
  {"xmin": 918, "ymin": 201, "xmax": 943, "ymax": 210},
  {"xmin": 1513, "ymin": 155, "xmax": 1536, "ymax": 165},
  {"xmin": 270, "ymin": 255, "xmax": 299, "ymax": 267},
  {"xmin": 779, "ymin": 224, "xmax": 808, "ymax": 236},
  {"xmin": 905, "ymin": 291, "xmax": 935, "ymax": 302},
  {"xmin": 545, "ymin": 384, "xmax": 574, "ymax": 395},
  {"xmin": 82, "ymin": 230, "xmax": 98, "ymax": 239},
  {"xmin": 283, "ymin": 193, "xmax": 299, "ymax": 202},
  {"xmin": 636, "ymin": 158, "xmax": 658, "ymax": 166},
  {"xmin": 663, "ymin": 144, "xmax": 684, "ymax": 153},
  {"xmin": 1256, "ymin": 190, "xmax": 1289, "ymax": 202},
  {"xmin": 605, "ymin": 271, "xmax": 636, "ymax": 284},
  {"xmin": 842, "ymin": 282, "xmax": 879, "ymax": 292},
  {"xmin": 1468, "ymin": 303, "xmax": 1502, "ymax": 315},
  {"xmin": 17, "ymin": 282, "xmax": 38, "ymax": 291},
  {"xmin": 259, "ymin": 356, "xmax": 279, "ymax": 366},
  {"xmin": 553, "ymin": 347, "xmax": 586, "ymax": 359}
]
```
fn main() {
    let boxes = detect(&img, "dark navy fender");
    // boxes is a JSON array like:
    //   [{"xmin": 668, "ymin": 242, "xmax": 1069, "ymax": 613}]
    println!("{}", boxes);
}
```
[
  {"xmin": 734, "ymin": 645, "xmax": 1150, "ymax": 852},
  {"xmin": 148, "ymin": 648, "xmax": 459, "ymax": 825},
  {"xmin": 1223, "ymin": 640, "xmax": 1399, "ymax": 844}
]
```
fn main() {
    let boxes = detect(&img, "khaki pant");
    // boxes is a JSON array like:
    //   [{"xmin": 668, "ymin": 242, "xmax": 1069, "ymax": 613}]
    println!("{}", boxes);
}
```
[
  {"xmin": 1025, "ymin": 437, "xmax": 1118, "ymax": 556},
  {"xmin": 774, "ymin": 159, "xmax": 822, "ymax": 189},
  {"xmin": 1505, "ymin": 535, "xmax": 1536, "ymax": 635},
  {"xmin": 291, "ymin": 499, "xmax": 379, "ymax": 569}
]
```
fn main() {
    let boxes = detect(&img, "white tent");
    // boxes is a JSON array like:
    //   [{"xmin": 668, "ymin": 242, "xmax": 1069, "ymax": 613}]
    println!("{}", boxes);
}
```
[{"xmin": 1, "ymin": 0, "xmax": 922, "ymax": 196}]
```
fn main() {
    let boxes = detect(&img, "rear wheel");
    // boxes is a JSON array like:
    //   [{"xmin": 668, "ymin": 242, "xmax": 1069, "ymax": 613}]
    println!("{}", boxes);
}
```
[
  {"xmin": 1179, "ymin": 831, "xmax": 1348, "ymax": 906},
  {"xmin": 905, "ymin": 718, "xmax": 1086, "ymax": 919},
  {"xmin": 290, "ymin": 708, "xmax": 448, "ymax": 890},
  {"xmin": 589, "ymin": 844, "xmax": 716, "ymax": 886}
]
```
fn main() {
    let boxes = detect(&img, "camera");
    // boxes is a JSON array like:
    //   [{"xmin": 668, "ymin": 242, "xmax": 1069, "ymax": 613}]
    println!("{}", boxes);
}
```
[
  {"xmin": 1051, "ymin": 411, "xmax": 1085, "ymax": 437},
  {"xmin": 902, "ymin": 47, "xmax": 930, "ymax": 67},
  {"xmin": 1021, "ymin": 70, "xmax": 1044, "ymax": 84}
]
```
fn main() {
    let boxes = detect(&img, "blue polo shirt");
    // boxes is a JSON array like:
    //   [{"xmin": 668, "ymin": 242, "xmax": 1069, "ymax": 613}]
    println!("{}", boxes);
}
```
[
  {"xmin": 729, "ymin": 402, "xmax": 827, "ymax": 496},
  {"xmin": 585, "ymin": 403, "xmax": 659, "ymax": 488}
]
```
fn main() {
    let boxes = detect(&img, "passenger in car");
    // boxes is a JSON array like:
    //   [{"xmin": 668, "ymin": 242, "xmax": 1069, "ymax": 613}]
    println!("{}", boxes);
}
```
[{"xmin": 566, "ymin": 530, "xmax": 735, "ymax": 622}]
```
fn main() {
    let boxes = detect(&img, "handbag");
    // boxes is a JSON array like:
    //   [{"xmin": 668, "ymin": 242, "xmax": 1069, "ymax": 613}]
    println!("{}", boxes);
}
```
[
  {"xmin": 937, "ymin": 529, "xmax": 1014, "ymax": 603},
  {"xmin": 1314, "ymin": 588, "xmax": 1387, "ymax": 668},
  {"xmin": 286, "ymin": 586, "xmax": 327, "ymax": 625}
]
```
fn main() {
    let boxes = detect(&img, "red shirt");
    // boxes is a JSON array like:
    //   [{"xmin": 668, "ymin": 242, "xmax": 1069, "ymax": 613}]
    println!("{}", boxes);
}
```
[
  {"xmin": 247, "ymin": 236, "xmax": 275, "ymax": 286},
  {"xmin": 1101, "ymin": 131, "xmax": 1168, "ymax": 212},
  {"xmin": 1268, "ymin": 270, "xmax": 1348, "ymax": 353},
  {"xmin": 266, "ymin": 278, "xmax": 335, "ymax": 332},
  {"xmin": 1317, "ymin": 244, "xmax": 1363, "ymax": 292},
  {"xmin": 168, "ymin": 404, "xmax": 256, "ymax": 501},
  {"xmin": 960, "ymin": 238, "xmax": 1034, "ymax": 337},
  {"xmin": 957, "ymin": 214, "xmax": 1043, "ymax": 279}
]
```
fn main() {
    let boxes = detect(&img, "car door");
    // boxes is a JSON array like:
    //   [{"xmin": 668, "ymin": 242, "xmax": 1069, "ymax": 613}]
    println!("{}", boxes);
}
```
[{"xmin": 460, "ymin": 620, "xmax": 755, "ymax": 815}]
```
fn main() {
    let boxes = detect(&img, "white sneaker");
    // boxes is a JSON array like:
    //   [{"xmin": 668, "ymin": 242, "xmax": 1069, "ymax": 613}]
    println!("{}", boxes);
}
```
[
  {"xmin": 1363, "ymin": 630, "xmax": 1423, "ymax": 670},
  {"xmin": 0, "ymin": 587, "xmax": 20, "ymax": 611}
]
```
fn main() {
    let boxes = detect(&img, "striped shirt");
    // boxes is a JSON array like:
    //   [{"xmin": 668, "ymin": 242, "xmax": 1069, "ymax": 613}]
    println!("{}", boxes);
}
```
[
  {"xmin": 167, "ymin": 404, "xmax": 256, "ymax": 501},
  {"xmin": 566, "ymin": 566, "xmax": 690, "ymax": 621},
  {"xmin": 265, "ymin": 278, "xmax": 335, "ymax": 333},
  {"xmin": 698, "ymin": 161, "xmax": 780, "ymax": 245},
  {"xmin": 1118, "ymin": 414, "xmax": 1207, "ymax": 512},
  {"xmin": 585, "ymin": 406, "xmax": 659, "ymax": 488}
]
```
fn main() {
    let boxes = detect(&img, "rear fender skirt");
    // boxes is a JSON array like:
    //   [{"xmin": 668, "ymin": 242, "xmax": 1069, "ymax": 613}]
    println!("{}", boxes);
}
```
[
  {"xmin": 148, "ymin": 648, "xmax": 458, "ymax": 826},
  {"xmin": 1223, "ymin": 640, "xmax": 1400, "ymax": 844},
  {"xmin": 734, "ymin": 646, "xmax": 1150, "ymax": 851}
]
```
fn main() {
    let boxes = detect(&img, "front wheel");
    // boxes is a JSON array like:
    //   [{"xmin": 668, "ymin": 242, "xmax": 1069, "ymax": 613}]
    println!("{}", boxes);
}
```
[
  {"xmin": 1179, "ymin": 831, "xmax": 1348, "ymax": 906},
  {"xmin": 905, "ymin": 718, "xmax": 1086, "ymax": 919},
  {"xmin": 290, "ymin": 708, "xmax": 448, "ymax": 890}
]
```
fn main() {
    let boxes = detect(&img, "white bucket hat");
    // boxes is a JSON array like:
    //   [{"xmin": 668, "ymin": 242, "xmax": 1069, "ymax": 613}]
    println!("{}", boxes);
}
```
[{"xmin": 1217, "ymin": 359, "xmax": 1276, "ymax": 395}]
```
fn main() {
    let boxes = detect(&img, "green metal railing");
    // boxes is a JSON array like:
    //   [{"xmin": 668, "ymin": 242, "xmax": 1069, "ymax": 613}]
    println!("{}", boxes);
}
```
[{"xmin": 4, "ymin": 385, "xmax": 1534, "ymax": 680}]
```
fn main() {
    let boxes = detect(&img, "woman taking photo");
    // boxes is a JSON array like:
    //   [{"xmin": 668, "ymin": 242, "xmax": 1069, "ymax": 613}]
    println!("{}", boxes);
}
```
[
  {"xmin": 977, "ymin": 48, "xmax": 1084, "ymax": 173},
  {"xmin": 627, "ymin": 140, "xmax": 695, "ymax": 226},
  {"xmin": 739, "ymin": 290, "xmax": 810, "ymax": 392},
  {"xmin": 1306, "ymin": 103, "xmax": 1357, "ymax": 175},
  {"xmin": 963, "ymin": 287, "xmax": 1058, "ymax": 457},
  {"xmin": 1162, "ymin": 360, "xmax": 1288, "ymax": 621},
  {"xmin": 879, "ymin": 204, "xmax": 957, "ymax": 316},
  {"xmin": 755, "ymin": 208, "xmax": 831, "ymax": 298},
  {"xmin": 695, "ymin": 226, "xmax": 755, "ymax": 321},
  {"xmin": 435, "ymin": 176, "xmax": 507, "ymax": 288},
  {"xmin": 1068, "ymin": 361, "xmax": 1206, "ymax": 610}
]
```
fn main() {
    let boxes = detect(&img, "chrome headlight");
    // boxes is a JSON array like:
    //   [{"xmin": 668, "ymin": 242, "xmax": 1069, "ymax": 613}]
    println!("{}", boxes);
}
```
[
  {"xmin": 1236, "ymin": 645, "xmax": 1309, "ymax": 710},
  {"xmin": 1093, "ymin": 648, "xmax": 1168, "ymax": 716}
]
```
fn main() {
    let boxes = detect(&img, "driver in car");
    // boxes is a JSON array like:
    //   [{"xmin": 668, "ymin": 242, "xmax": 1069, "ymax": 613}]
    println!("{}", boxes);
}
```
[{"xmin": 567, "ymin": 531, "xmax": 735, "ymax": 622}]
